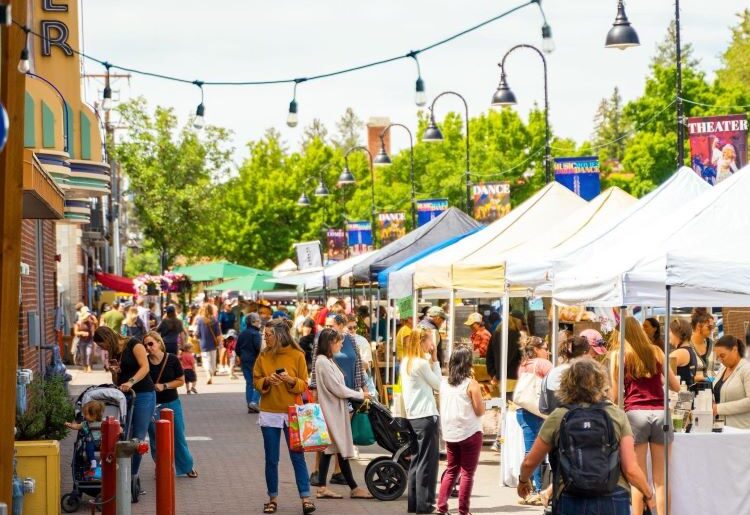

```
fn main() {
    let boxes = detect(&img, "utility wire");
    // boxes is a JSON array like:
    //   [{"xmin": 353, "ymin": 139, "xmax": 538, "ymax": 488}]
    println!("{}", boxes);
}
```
[{"xmin": 679, "ymin": 97, "xmax": 750, "ymax": 110}]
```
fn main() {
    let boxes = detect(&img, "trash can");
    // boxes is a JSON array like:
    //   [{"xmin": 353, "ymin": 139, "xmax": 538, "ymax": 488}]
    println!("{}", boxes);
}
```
[{"xmin": 14, "ymin": 441, "xmax": 60, "ymax": 515}]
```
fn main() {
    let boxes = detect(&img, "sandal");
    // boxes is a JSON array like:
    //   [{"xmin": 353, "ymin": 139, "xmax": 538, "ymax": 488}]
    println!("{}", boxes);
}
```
[
  {"xmin": 350, "ymin": 488, "xmax": 373, "ymax": 499},
  {"xmin": 316, "ymin": 488, "xmax": 343, "ymax": 499},
  {"xmin": 186, "ymin": 469, "xmax": 198, "ymax": 478},
  {"xmin": 302, "ymin": 500, "xmax": 316, "ymax": 513},
  {"xmin": 263, "ymin": 501, "xmax": 277, "ymax": 513}
]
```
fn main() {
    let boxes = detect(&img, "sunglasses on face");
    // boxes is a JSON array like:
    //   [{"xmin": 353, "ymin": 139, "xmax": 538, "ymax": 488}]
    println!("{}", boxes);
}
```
[{"xmin": 144, "ymin": 341, "xmax": 156, "ymax": 347}]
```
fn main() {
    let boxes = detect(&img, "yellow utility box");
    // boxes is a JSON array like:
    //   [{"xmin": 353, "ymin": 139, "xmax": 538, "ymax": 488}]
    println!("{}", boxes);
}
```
[{"xmin": 14, "ymin": 440, "xmax": 61, "ymax": 515}]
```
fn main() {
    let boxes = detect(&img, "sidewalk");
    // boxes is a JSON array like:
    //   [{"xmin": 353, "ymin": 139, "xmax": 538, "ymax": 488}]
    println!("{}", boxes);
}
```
[{"xmin": 61, "ymin": 366, "xmax": 541, "ymax": 514}]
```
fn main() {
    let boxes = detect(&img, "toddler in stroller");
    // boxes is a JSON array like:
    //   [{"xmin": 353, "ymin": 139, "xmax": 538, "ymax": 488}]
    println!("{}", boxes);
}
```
[{"xmin": 65, "ymin": 400, "xmax": 104, "ymax": 480}]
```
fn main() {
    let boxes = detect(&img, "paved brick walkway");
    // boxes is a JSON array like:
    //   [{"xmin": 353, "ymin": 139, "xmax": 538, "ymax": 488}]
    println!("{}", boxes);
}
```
[{"xmin": 61, "ymin": 367, "xmax": 541, "ymax": 515}]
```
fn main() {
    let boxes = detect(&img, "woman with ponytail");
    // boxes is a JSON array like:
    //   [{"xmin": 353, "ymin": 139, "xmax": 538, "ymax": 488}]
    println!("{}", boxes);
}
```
[{"xmin": 713, "ymin": 334, "xmax": 750, "ymax": 429}]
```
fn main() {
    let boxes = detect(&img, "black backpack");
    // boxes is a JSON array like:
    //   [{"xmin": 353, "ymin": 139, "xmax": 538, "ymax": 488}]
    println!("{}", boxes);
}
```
[{"xmin": 554, "ymin": 402, "xmax": 621, "ymax": 498}]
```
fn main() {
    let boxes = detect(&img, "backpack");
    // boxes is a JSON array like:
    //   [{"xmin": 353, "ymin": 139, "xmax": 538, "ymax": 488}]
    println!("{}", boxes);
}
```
[{"xmin": 554, "ymin": 402, "xmax": 621, "ymax": 499}]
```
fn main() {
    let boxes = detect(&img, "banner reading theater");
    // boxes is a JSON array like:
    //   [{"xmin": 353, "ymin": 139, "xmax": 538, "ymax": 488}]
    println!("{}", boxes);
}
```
[
  {"xmin": 472, "ymin": 182, "xmax": 510, "ymax": 223},
  {"xmin": 687, "ymin": 114, "xmax": 748, "ymax": 185},
  {"xmin": 554, "ymin": 157, "xmax": 601, "ymax": 200},
  {"xmin": 416, "ymin": 198, "xmax": 448, "ymax": 227},
  {"xmin": 377, "ymin": 212, "xmax": 406, "ymax": 246},
  {"xmin": 346, "ymin": 221, "xmax": 373, "ymax": 256},
  {"xmin": 326, "ymin": 229, "xmax": 347, "ymax": 262}
]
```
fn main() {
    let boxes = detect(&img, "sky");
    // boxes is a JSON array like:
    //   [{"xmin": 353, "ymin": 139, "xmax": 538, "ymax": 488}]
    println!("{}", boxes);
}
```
[{"xmin": 79, "ymin": 0, "xmax": 748, "ymax": 160}]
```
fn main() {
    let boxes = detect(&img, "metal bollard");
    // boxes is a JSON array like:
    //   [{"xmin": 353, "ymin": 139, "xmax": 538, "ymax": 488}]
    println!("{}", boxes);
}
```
[
  {"xmin": 114, "ymin": 439, "xmax": 148, "ymax": 515},
  {"xmin": 100, "ymin": 416, "xmax": 121, "ymax": 515},
  {"xmin": 155, "ymin": 419, "xmax": 175, "ymax": 515},
  {"xmin": 160, "ymin": 408, "xmax": 176, "ymax": 511}
]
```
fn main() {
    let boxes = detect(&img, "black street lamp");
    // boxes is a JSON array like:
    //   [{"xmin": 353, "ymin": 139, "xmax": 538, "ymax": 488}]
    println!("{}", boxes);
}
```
[
  {"xmin": 372, "ymin": 124, "xmax": 417, "ymax": 227},
  {"xmin": 296, "ymin": 171, "xmax": 332, "ymax": 207},
  {"xmin": 605, "ymin": 1, "xmax": 640, "ymax": 50},
  {"xmin": 342, "ymin": 146, "xmax": 377, "ymax": 242},
  {"xmin": 492, "ymin": 44, "xmax": 552, "ymax": 183},
  {"xmin": 422, "ymin": 91, "xmax": 472, "ymax": 214}
]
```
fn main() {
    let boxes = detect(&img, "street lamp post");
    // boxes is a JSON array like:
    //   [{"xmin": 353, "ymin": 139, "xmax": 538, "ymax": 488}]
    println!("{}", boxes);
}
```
[
  {"xmin": 422, "ymin": 91, "xmax": 472, "ymax": 215},
  {"xmin": 372, "ymin": 124, "xmax": 417, "ymax": 228},
  {"xmin": 296, "ymin": 172, "xmax": 331, "ymax": 207},
  {"xmin": 341, "ymin": 146, "xmax": 377, "ymax": 246},
  {"xmin": 491, "ymin": 44, "xmax": 551, "ymax": 184}
]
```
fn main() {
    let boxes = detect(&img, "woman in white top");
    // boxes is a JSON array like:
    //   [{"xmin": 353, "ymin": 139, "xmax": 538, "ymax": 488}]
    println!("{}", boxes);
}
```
[
  {"xmin": 401, "ymin": 326, "xmax": 442, "ymax": 514},
  {"xmin": 437, "ymin": 346, "xmax": 485, "ymax": 515}
]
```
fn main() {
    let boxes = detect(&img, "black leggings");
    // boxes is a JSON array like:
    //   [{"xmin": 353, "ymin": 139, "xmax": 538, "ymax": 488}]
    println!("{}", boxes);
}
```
[{"xmin": 319, "ymin": 453, "xmax": 357, "ymax": 489}]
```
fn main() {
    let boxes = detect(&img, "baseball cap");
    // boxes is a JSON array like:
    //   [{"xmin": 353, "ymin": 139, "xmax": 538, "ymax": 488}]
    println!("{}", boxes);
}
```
[
  {"xmin": 580, "ymin": 329, "xmax": 606, "ymax": 355},
  {"xmin": 464, "ymin": 312, "xmax": 483, "ymax": 326},
  {"xmin": 165, "ymin": 305, "xmax": 176, "ymax": 315},
  {"xmin": 272, "ymin": 310, "xmax": 290, "ymax": 320},
  {"xmin": 224, "ymin": 329, "xmax": 237, "ymax": 339},
  {"xmin": 427, "ymin": 306, "xmax": 447, "ymax": 319}
]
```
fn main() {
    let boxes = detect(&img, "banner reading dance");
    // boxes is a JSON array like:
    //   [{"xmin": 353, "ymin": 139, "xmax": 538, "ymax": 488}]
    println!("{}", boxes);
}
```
[
  {"xmin": 326, "ymin": 228, "xmax": 347, "ymax": 262},
  {"xmin": 472, "ymin": 182, "xmax": 510, "ymax": 223},
  {"xmin": 346, "ymin": 221, "xmax": 373, "ymax": 256},
  {"xmin": 554, "ymin": 156, "xmax": 601, "ymax": 201},
  {"xmin": 687, "ymin": 114, "xmax": 748, "ymax": 185},
  {"xmin": 377, "ymin": 212, "xmax": 406, "ymax": 246},
  {"xmin": 416, "ymin": 198, "xmax": 448, "ymax": 227}
]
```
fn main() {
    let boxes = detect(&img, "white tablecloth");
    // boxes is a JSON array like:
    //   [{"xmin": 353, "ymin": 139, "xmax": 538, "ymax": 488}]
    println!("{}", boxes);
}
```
[{"xmin": 671, "ymin": 428, "xmax": 750, "ymax": 514}]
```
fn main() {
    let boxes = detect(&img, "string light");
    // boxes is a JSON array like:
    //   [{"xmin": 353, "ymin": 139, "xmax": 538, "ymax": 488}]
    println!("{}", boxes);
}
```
[
  {"xmin": 193, "ymin": 81, "xmax": 205, "ymax": 129},
  {"xmin": 409, "ymin": 51, "xmax": 427, "ymax": 107},
  {"xmin": 17, "ymin": 26, "xmax": 30, "ymax": 74},
  {"xmin": 102, "ymin": 62, "xmax": 113, "ymax": 111},
  {"xmin": 541, "ymin": 23, "xmax": 555, "ymax": 54},
  {"xmin": 287, "ymin": 79, "xmax": 305, "ymax": 128}
]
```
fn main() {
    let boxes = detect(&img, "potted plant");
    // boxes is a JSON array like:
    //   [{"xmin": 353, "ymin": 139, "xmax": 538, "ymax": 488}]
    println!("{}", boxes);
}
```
[{"xmin": 134, "ymin": 274, "xmax": 161, "ymax": 297}]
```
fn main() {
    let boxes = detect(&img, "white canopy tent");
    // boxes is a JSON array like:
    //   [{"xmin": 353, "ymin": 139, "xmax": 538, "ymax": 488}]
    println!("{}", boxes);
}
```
[{"xmin": 268, "ymin": 251, "xmax": 377, "ymax": 292}]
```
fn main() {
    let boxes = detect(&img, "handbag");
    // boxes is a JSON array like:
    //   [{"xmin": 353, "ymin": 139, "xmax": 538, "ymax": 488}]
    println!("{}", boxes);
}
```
[
  {"xmin": 351, "ymin": 400, "xmax": 375, "ymax": 446},
  {"xmin": 513, "ymin": 359, "xmax": 544, "ymax": 418},
  {"xmin": 288, "ymin": 393, "xmax": 331, "ymax": 453}
]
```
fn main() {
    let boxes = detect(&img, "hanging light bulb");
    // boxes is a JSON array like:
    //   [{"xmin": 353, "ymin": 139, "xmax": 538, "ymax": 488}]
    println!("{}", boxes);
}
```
[
  {"xmin": 102, "ymin": 85, "xmax": 113, "ymax": 112},
  {"xmin": 17, "ymin": 47, "xmax": 30, "ymax": 74},
  {"xmin": 541, "ymin": 23, "xmax": 555, "ymax": 54},
  {"xmin": 287, "ymin": 99, "xmax": 298, "ymax": 128},
  {"xmin": 193, "ymin": 103, "xmax": 205, "ymax": 130},
  {"xmin": 415, "ymin": 77, "xmax": 427, "ymax": 107}
]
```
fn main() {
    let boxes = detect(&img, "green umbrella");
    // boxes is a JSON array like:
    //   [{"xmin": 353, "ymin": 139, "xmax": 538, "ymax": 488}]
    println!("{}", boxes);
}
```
[
  {"xmin": 213, "ymin": 272, "xmax": 280, "ymax": 292},
  {"xmin": 173, "ymin": 261, "xmax": 269, "ymax": 282}
]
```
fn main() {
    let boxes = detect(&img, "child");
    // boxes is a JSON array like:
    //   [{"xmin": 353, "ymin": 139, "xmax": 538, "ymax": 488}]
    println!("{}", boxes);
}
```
[
  {"xmin": 65, "ymin": 400, "xmax": 105, "ymax": 479},
  {"xmin": 179, "ymin": 342, "xmax": 198, "ymax": 394},
  {"xmin": 223, "ymin": 329, "xmax": 239, "ymax": 380}
]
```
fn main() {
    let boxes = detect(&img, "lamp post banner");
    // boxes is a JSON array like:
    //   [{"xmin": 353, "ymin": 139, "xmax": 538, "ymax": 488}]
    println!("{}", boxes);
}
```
[
  {"xmin": 687, "ymin": 114, "xmax": 748, "ymax": 185},
  {"xmin": 294, "ymin": 241, "xmax": 323, "ymax": 271},
  {"xmin": 472, "ymin": 182, "xmax": 510, "ymax": 224},
  {"xmin": 326, "ymin": 228, "xmax": 347, "ymax": 262},
  {"xmin": 553, "ymin": 156, "xmax": 601, "ymax": 201},
  {"xmin": 346, "ymin": 221, "xmax": 373, "ymax": 256},
  {"xmin": 416, "ymin": 198, "xmax": 448, "ymax": 227},
  {"xmin": 376, "ymin": 212, "xmax": 406, "ymax": 246}
]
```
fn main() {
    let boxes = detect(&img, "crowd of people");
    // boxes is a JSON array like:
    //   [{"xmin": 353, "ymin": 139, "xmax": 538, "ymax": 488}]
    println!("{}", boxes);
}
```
[{"xmin": 67, "ymin": 294, "xmax": 750, "ymax": 515}]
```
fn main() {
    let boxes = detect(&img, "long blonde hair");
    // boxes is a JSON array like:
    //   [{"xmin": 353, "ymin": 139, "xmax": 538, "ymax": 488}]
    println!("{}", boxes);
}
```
[
  {"xmin": 622, "ymin": 316, "xmax": 661, "ymax": 378},
  {"xmin": 125, "ymin": 307, "xmax": 139, "ymax": 326},
  {"xmin": 198, "ymin": 302, "xmax": 214, "ymax": 321},
  {"xmin": 403, "ymin": 327, "xmax": 431, "ymax": 376}
]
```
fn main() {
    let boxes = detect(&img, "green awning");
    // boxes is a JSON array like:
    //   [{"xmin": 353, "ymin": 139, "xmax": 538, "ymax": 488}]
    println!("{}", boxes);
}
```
[
  {"xmin": 213, "ymin": 272, "xmax": 280, "ymax": 292},
  {"xmin": 173, "ymin": 261, "xmax": 269, "ymax": 282}
]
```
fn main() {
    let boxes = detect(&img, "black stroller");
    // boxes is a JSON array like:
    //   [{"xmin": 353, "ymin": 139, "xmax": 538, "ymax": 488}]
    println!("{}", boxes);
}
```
[
  {"xmin": 61, "ymin": 384, "xmax": 135, "ymax": 513},
  {"xmin": 361, "ymin": 400, "xmax": 417, "ymax": 501}
]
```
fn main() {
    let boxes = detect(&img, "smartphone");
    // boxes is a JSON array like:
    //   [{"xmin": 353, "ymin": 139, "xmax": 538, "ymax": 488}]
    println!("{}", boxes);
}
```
[{"xmin": 275, "ymin": 368, "xmax": 286, "ymax": 374}]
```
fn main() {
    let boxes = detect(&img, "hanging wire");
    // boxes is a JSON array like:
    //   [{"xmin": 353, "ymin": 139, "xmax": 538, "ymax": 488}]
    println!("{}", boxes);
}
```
[{"xmin": 679, "ymin": 97, "xmax": 750, "ymax": 110}]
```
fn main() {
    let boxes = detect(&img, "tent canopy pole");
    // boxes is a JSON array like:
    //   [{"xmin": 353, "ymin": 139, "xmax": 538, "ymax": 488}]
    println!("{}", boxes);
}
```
[
  {"xmin": 664, "ymin": 286, "xmax": 672, "ymax": 515},
  {"xmin": 551, "ymin": 302, "xmax": 559, "ymax": 366},
  {"xmin": 448, "ymin": 289, "xmax": 456, "ymax": 363}
]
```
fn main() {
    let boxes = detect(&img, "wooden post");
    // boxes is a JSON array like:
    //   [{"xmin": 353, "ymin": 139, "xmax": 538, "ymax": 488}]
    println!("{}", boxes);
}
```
[{"xmin": 0, "ymin": 1, "xmax": 29, "ymax": 505}]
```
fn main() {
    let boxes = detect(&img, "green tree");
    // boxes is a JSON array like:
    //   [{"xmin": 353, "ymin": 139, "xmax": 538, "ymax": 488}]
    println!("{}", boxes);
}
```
[
  {"xmin": 714, "ymin": 9, "xmax": 750, "ymax": 106},
  {"xmin": 115, "ymin": 97, "xmax": 233, "ymax": 268},
  {"xmin": 592, "ymin": 87, "xmax": 629, "ymax": 164},
  {"xmin": 332, "ymin": 108, "xmax": 364, "ymax": 150}
]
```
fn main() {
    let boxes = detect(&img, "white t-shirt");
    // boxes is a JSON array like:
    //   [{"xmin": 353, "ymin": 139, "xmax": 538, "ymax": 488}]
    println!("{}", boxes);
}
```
[
  {"xmin": 353, "ymin": 334, "xmax": 372, "ymax": 365},
  {"xmin": 545, "ymin": 363, "xmax": 570, "ymax": 391},
  {"xmin": 439, "ymin": 377, "xmax": 482, "ymax": 442},
  {"xmin": 401, "ymin": 356, "xmax": 441, "ymax": 419}
]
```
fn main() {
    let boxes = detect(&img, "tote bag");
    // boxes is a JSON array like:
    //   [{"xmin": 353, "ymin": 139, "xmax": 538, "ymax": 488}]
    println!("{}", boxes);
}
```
[
  {"xmin": 288, "ymin": 399, "xmax": 331, "ymax": 453},
  {"xmin": 512, "ymin": 360, "xmax": 544, "ymax": 418},
  {"xmin": 351, "ymin": 401, "xmax": 376, "ymax": 446}
]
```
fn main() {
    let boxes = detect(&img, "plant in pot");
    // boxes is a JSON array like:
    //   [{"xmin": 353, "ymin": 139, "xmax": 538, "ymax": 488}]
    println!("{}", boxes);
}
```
[{"xmin": 16, "ymin": 376, "xmax": 74, "ymax": 441}]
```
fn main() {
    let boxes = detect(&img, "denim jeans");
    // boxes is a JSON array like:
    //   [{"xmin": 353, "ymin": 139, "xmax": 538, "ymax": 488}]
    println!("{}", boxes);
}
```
[
  {"xmin": 260, "ymin": 425, "xmax": 310, "ymax": 498},
  {"xmin": 148, "ymin": 398, "xmax": 195, "ymax": 475},
  {"xmin": 555, "ymin": 486, "xmax": 631, "ymax": 515},
  {"xmin": 241, "ymin": 363, "xmax": 260, "ymax": 405},
  {"xmin": 126, "ymin": 390, "xmax": 156, "ymax": 476},
  {"xmin": 516, "ymin": 408, "xmax": 544, "ymax": 491}
]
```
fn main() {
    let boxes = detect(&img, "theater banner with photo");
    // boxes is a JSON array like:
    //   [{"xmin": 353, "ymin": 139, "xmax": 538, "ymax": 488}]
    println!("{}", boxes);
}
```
[
  {"xmin": 326, "ymin": 228, "xmax": 347, "ymax": 262},
  {"xmin": 554, "ymin": 156, "xmax": 601, "ymax": 201},
  {"xmin": 346, "ymin": 221, "xmax": 373, "ymax": 256},
  {"xmin": 687, "ymin": 114, "xmax": 748, "ymax": 185},
  {"xmin": 377, "ymin": 212, "xmax": 406, "ymax": 246},
  {"xmin": 416, "ymin": 198, "xmax": 448, "ymax": 227},
  {"xmin": 472, "ymin": 182, "xmax": 510, "ymax": 224}
]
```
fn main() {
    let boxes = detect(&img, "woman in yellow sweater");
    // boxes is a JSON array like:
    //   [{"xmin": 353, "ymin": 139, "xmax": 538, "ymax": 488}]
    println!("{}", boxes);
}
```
[{"xmin": 253, "ymin": 319, "xmax": 315, "ymax": 514}]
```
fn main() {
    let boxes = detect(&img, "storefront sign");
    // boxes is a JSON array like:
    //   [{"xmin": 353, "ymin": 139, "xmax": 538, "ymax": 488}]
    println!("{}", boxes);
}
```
[
  {"xmin": 346, "ymin": 221, "xmax": 373, "ymax": 256},
  {"xmin": 294, "ymin": 241, "xmax": 323, "ymax": 271},
  {"xmin": 377, "ymin": 212, "xmax": 406, "ymax": 246},
  {"xmin": 416, "ymin": 198, "xmax": 448, "ymax": 227},
  {"xmin": 688, "ymin": 114, "xmax": 748, "ymax": 185},
  {"xmin": 472, "ymin": 182, "xmax": 510, "ymax": 224},
  {"xmin": 554, "ymin": 156, "xmax": 601, "ymax": 201}
]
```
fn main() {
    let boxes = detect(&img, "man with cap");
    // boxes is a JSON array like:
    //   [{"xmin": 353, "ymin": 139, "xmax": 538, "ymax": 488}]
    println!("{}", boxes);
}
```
[
  {"xmin": 580, "ymin": 328, "xmax": 608, "ymax": 363},
  {"xmin": 236, "ymin": 313, "xmax": 262, "ymax": 413},
  {"xmin": 465, "ymin": 312, "xmax": 491, "ymax": 358},
  {"xmin": 419, "ymin": 306, "xmax": 447, "ymax": 366}
]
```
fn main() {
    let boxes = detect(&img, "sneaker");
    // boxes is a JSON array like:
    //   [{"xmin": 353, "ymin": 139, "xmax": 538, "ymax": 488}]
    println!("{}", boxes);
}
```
[
  {"xmin": 247, "ymin": 403, "xmax": 259, "ymax": 414},
  {"xmin": 309, "ymin": 471, "xmax": 321, "ymax": 487},
  {"xmin": 230, "ymin": 374, "xmax": 239, "ymax": 380},
  {"xmin": 330, "ymin": 472, "xmax": 347, "ymax": 485},
  {"xmin": 490, "ymin": 441, "xmax": 501, "ymax": 453}
]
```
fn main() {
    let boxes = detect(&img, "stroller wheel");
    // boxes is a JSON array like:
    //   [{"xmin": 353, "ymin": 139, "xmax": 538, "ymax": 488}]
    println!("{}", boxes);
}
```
[
  {"xmin": 131, "ymin": 475, "xmax": 141, "ymax": 503},
  {"xmin": 365, "ymin": 457, "xmax": 407, "ymax": 501},
  {"xmin": 61, "ymin": 493, "xmax": 80, "ymax": 513}
]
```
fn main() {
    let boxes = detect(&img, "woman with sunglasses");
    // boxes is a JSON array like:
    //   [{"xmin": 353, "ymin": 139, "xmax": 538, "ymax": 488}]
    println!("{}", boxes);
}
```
[
  {"xmin": 93, "ymin": 326, "xmax": 155, "ymax": 492},
  {"xmin": 144, "ymin": 331, "xmax": 197, "ymax": 478},
  {"xmin": 253, "ymin": 319, "xmax": 315, "ymax": 514}
]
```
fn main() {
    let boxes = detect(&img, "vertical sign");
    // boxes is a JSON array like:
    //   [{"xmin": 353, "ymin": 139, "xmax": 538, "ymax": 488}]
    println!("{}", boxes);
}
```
[
  {"xmin": 294, "ymin": 241, "xmax": 323, "ymax": 271},
  {"xmin": 472, "ymin": 182, "xmax": 511, "ymax": 224},
  {"xmin": 346, "ymin": 221, "xmax": 373, "ymax": 256},
  {"xmin": 377, "ymin": 212, "xmax": 406, "ymax": 246},
  {"xmin": 326, "ymin": 229, "xmax": 347, "ymax": 262},
  {"xmin": 687, "ymin": 114, "xmax": 748, "ymax": 185},
  {"xmin": 416, "ymin": 198, "xmax": 448, "ymax": 227},
  {"xmin": 554, "ymin": 157, "xmax": 601, "ymax": 201}
]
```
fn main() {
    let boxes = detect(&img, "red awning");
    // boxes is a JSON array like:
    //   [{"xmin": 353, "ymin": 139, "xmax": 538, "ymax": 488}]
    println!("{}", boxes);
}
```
[{"xmin": 95, "ymin": 272, "xmax": 136, "ymax": 294}]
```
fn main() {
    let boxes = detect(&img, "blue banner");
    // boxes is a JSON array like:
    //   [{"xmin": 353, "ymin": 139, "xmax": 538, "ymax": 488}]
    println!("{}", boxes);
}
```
[
  {"xmin": 554, "ymin": 156, "xmax": 601, "ymax": 201},
  {"xmin": 416, "ymin": 198, "xmax": 448, "ymax": 227},
  {"xmin": 346, "ymin": 221, "xmax": 373, "ymax": 256}
]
